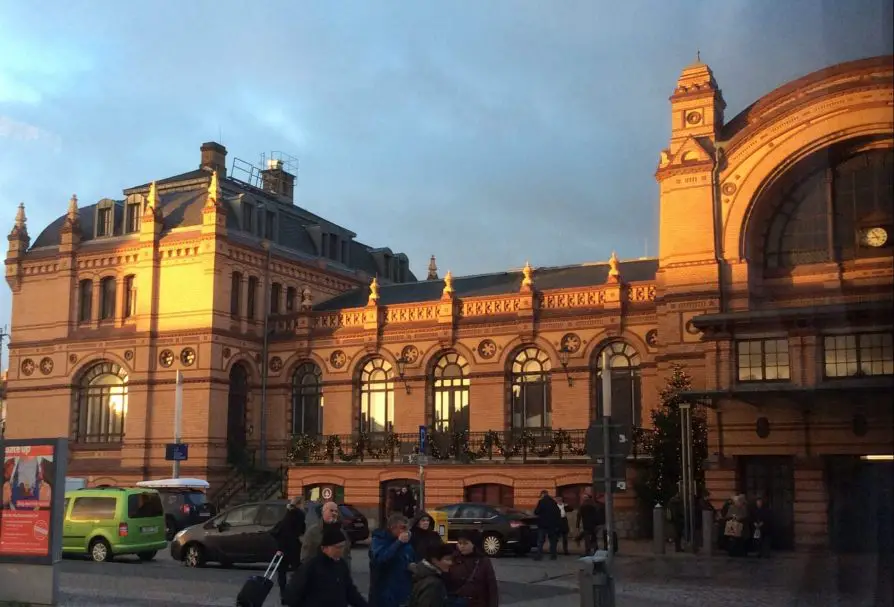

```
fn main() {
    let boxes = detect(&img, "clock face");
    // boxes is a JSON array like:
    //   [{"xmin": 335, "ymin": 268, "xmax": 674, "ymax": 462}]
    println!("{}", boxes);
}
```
[{"xmin": 863, "ymin": 227, "xmax": 888, "ymax": 247}]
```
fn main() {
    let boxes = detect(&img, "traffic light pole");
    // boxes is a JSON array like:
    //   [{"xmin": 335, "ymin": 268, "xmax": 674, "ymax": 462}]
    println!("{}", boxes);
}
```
[{"xmin": 601, "ymin": 348, "xmax": 615, "ymax": 568}]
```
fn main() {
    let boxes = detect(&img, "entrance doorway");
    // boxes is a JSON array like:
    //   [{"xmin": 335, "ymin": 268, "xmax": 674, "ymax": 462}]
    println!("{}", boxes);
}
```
[
  {"xmin": 379, "ymin": 479, "xmax": 421, "ymax": 524},
  {"xmin": 739, "ymin": 455, "xmax": 795, "ymax": 550},
  {"xmin": 827, "ymin": 456, "xmax": 894, "ymax": 554},
  {"xmin": 227, "ymin": 363, "xmax": 249, "ymax": 465}
]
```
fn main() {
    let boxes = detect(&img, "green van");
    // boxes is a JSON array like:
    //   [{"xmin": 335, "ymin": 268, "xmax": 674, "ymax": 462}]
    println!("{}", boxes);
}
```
[{"xmin": 63, "ymin": 486, "xmax": 167, "ymax": 562}]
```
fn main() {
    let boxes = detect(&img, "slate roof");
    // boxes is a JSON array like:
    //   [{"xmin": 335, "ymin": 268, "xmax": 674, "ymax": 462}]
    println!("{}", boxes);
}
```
[
  {"xmin": 314, "ymin": 258, "xmax": 659, "ymax": 310},
  {"xmin": 29, "ymin": 166, "xmax": 415, "ymax": 282}
]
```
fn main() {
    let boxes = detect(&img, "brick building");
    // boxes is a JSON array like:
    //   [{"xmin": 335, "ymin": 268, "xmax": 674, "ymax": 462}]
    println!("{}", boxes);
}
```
[{"xmin": 4, "ymin": 55, "xmax": 892, "ymax": 550}]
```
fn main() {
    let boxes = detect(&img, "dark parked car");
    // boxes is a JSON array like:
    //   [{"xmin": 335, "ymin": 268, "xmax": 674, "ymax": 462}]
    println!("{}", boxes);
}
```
[
  {"xmin": 172, "ymin": 500, "xmax": 369, "ymax": 567},
  {"xmin": 136, "ymin": 479, "xmax": 216, "ymax": 540},
  {"xmin": 433, "ymin": 502, "xmax": 538, "ymax": 557}
]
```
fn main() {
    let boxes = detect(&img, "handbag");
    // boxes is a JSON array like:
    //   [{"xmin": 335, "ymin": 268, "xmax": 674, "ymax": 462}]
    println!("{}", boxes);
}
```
[{"xmin": 724, "ymin": 519, "xmax": 743, "ymax": 537}]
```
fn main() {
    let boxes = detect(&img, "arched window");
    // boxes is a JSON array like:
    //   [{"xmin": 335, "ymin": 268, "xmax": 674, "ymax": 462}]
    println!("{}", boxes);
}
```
[
  {"xmin": 99, "ymin": 277, "xmax": 116, "ymax": 320},
  {"xmin": 292, "ymin": 362, "xmax": 323, "ymax": 435},
  {"xmin": 271, "ymin": 282, "xmax": 282, "ymax": 314},
  {"xmin": 764, "ymin": 148, "xmax": 893, "ymax": 268},
  {"xmin": 509, "ymin": 347, "xmax": 551, "ymax": 431},
  {"xmin": 247, "ymin": 277, "xmax": 259, "ymax": 319},
  {"xmin": 432, "ymin": 352, "xmax": 470, "ymax": 432},
  {"xmin": 78, "ymin": 279, "xmax": 93, "ymax": 323},
  {"xmin": 286, "ymin": 286, "xmax": 297, "ymax": 312},
  {"xmin": 230, "ymin": 272, "xmax": 242, "ymax": 316},
  {"xmin": 123, "ymin": 275, "xmax": 136, "ymax": 318},
  {"xmin": 75, "ymin": 361, "xmax": 128, "ymax": 443},
  {"xmin": 593, "ymin": 342, "xmax": 642, "ymax": 429},
  {"xmin": 358, "ymin": 357, "xmax": 394, "ymax": 433}
]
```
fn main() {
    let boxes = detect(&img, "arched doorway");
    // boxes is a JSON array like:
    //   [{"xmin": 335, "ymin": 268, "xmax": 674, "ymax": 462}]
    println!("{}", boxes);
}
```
[
  {"xmin": 227, "ymin": 363, "xmax": 249, "ymax": 466},
  {"xmin": 464, "ymin": 483, "xmax": 514, "ymax": 508},
  {"xmin": 557, "ymin": 484, "xmax": 593, "ymax": 509},
  {"xmin": 379, "ymin": 478, "xmax": 421, "ymax": 524}
]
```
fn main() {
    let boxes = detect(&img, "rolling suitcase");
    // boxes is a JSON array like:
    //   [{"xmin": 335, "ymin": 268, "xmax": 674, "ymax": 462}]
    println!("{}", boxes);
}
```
[{"xmin": 236, "ymin": 551, "xmax": 284, "ymax": 607}]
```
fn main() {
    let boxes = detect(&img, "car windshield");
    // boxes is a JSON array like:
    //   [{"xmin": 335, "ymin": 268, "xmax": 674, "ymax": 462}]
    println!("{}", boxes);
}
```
[
  {"xmin": 492, "ymin": 506, "xmax": 530, "ymax": 517},
  {"xmin": 339, "ymin": 505, "xmax": 358, "ymax": 518},
  {"xmin": 183, "ymin": 491, "xmax": 207, "ymax": 505}
]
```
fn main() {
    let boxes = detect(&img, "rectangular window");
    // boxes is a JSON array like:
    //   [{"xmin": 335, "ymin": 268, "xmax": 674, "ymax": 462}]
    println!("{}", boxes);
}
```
[
  {"xmin": 286, "ymin": 287, "xmax": 296, "ymax": 312},
  {"xmin": 123, "ymin": 275, "xmax": 135, "ymax": 318},
  {"xmin": 230, "ymin": 272, "xmax": 242, "ymax": 317},
  {"xmin": 737, "ymin": 338, "xmax": 791, "ymax": 382},
  {"xmin": 270, "ymin": 282, "xmax": 281, "ymax": 314},
  {"xmin": 247, "ymin": 277, "xmax": 258, "ymax": 320},
  {"xmin": 265, "ymin": 211, "xmax": 276, "ymax": 241},
  {"xmin": 100, "ymin": 278, "xmax": 116, "ymax": 320},
  {"xmin": 78, "ymin": 280, "xmax": 93, "ymax": 323},
  {"xmin": 824, "ymin": 333, "xmax": 893, "ymax": 378},
  {"xmin": 328, "ymin": 234, "xmax": 338, "ymax": 260},
  {"xmin": 242, "ymin": 203, "xmax": 254, "ymax": 234},
  {"xmin": 96, "ymin": 207, "xmax": 112, "ymax": 237},
  {"xmin": 341, "ymin": 241, "xmax": 349, "ymax": 265},
  {"xmin": 125, "ymin": 203, "xmax": 141, "ymax": 233},
  {"xmin": 127, "ymin": 492, "xmax": 164, "ymax": 518},
  {"xmin": 70, "ymin": 497, "xmax": 117, "ymax": 521}
]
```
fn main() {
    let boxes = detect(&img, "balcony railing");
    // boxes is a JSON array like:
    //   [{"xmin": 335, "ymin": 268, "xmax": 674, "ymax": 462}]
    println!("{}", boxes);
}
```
[{"xmin": 285, "ymin": 427, "xmax": 653, "ymax": 465}]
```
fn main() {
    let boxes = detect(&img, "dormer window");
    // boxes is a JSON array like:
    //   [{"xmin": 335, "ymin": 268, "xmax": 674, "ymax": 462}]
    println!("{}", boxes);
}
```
[
  {"xmin": 242, "ymin": 201, "xmax": 255, "ymax": 234},
  {"xmin": 264, "ymin": 209, "xmax": 276, "ymax": 241},
  {"xmin": 125, "ymin": 201, "xmax": 141, "ymax": 233},
  {"xmin": 96, "ymin": 206, "xmax": 113, "ymax": 237}
]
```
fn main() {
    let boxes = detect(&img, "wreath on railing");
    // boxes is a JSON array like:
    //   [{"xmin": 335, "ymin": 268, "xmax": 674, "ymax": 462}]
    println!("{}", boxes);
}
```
[
  {"xmin": 425, "ymin": 428, "xmax": 588, "ymax": 461},
  {"xmin": 287, "ymin": 432, "xmax": 402, "ymax": 464}
]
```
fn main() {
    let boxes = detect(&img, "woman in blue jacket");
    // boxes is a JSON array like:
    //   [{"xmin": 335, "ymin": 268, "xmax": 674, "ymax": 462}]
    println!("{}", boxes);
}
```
[{"xmin": 369, "ymin": 513, "xmax": 416, "ymax": 607}]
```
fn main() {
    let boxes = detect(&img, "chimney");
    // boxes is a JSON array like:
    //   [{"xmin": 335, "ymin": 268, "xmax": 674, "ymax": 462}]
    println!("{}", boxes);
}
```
[
  {"xmin": 200, "ymin": 142, "xmax": 227, "ymax": 177},
  {"xmin": 261, "ymin": 159, "xmax": 295, "ymax": 202}
]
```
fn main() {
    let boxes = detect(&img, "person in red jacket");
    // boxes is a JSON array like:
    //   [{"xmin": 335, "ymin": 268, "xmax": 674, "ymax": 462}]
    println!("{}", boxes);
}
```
[{"xmin": 445, "ymin": 530, "xmax": 499, "ymax": 607}]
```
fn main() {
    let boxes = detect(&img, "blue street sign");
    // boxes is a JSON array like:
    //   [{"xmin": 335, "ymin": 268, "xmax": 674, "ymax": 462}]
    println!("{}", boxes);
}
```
[
  {"xmin": 419, "ymin": 425, "xmax": 427, "ymax": 453},
  {"xmin": 165, "ymin": 443, "xmax": 189, "ymax": 462}
]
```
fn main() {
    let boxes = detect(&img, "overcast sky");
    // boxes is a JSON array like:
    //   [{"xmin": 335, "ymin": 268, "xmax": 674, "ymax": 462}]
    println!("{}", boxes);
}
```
[{"xmin": 0, "ymin": 0, "xmax": 892, "ymax": 347}]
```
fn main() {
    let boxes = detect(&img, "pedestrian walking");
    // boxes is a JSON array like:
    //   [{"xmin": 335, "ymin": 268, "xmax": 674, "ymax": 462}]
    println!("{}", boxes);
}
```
[
  {"xmin": 270, "ymin": 496, "xmax": 306, "ymax": 603},
  {"xmin": 575, "ymin": 494, "xmax": 598, "ymax": 555},
  {"xmin": 555, "ymin": 495, "xmax": 572, "ymax": 556},
  {"xmin": 532, "ymin": 490, "xmax": 560, "ymax": 561},
  {"xmin": 445, "ymin": 530, "xmax": 499, "ymax": 607},
  {"xmin": 302, "ymin": 501, "xmax": 352, "ymax": 571},
  {"xmin": 369, "ymin": 513, "xmax": 416, "ymax": 607},
  {"xmin": 408, "ymin": 543, "xmax": 454, "ymax": 607},
  {"xmin": 283, "ymin": 525, "xmax": 368, "ymax": 607},
  {"xmin": 410, "ymin": 513, "xmax": 443, "ymax": 561}
]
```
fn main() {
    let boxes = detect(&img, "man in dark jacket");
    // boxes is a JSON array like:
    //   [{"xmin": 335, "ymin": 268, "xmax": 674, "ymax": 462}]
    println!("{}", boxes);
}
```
[
  {"xmin": 271, "ymin": 497, "xmax": 307, "ymax": 600},
  {"xmin": 576, "ymin": 494, "xmax": 598, "ymax": 555},
  {"xmin": 408, "ymin": 543, "xmax": 454, "ymax": 607},
  {"xmin": 533, "ymin": 490, "xmax": 561, "ymax": 561},
  {"xmin": 369, "ymin": 514, "xmax": 416, "ymax": 607},
  {"xmin": 283, "ymin": 525, "xmax": 368, "ymax": 607}
]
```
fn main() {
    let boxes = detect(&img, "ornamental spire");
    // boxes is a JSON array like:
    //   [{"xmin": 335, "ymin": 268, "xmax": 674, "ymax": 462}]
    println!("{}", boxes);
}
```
[
  {"xmin": 206, "ymin": 170, "xmax": 221, "ymax": 207},
  {"xmin": 368, "ymin": 276, "xmax": 380, "ymax": 305},
  {"xmin": 442, "ymin": 270, "xmax": 454, "ymax": 299},
  {"xmin": 606, "ymin": 251, "xmax": 621, "ymax": 284},
  {"xmin": 146, "ymin": 181, "xmax": 159, "ymax": 211},
  {"xmin": 427, "ymin": 255, "xmax": 438, "ymax": 280},
  {"xmin": 520, "ymin": 261, "xmax": 534, "ymax": 291},
  {"xmin": 67, "ymin": 194, "xmax": 79, "ymax": 220}
]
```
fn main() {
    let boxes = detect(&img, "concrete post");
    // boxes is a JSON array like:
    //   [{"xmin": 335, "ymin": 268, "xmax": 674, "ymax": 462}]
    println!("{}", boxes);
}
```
[
  {"xmin": 702, "ymin": 509, "xmax": 714, "ymax": 557},
  {"xmin": 652, "ymin": 504, "xmax": 665, "ymax": 554}
]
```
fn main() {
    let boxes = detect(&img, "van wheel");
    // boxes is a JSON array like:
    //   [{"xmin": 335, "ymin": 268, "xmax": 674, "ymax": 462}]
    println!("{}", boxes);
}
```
[
  {"xmin": 138, "ymin": 551, "xmax": 157, "ymax": 562},
  {"xmin": 165, "ymin": 517, "xmax": 176, "ymax": 541},
  {"xmin": 89, "ymin": 538, "xmax": 112, "ymax": 563},
  {"xmin": 482, "ymin": 533, "xmax": 502, "ymax": 557},
  {"xmin": 183, "ymin": 543, "xmax": 206, "ymax": 568}
]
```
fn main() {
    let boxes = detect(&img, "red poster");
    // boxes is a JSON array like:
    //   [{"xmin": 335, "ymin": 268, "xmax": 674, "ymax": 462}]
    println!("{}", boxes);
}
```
[{"xmin": 1, "ymin": 444, "xmax": 55, "ymax": 556}]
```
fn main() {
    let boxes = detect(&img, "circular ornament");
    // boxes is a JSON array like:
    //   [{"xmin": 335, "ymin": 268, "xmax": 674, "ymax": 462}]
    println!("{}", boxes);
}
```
[
  {"xmin": 124, "ymin": 350, "xmax": 134, "ymax": 361},
  {"xmin": 159, "ymin": 350, "xmax": 174, "ymax": 368},
  {"xmin": 330, "ymin": 350, "xmax": 347, "ymax": 369},
  {"xmin": 645, "ymin": 329, "xmax": 659, "ymax": 348},
  {"xmin": 560, "ymin": 333, "xmax": 581, "ymax": 354},
  {"xmin": 269, "ymin": 356, "xmax": 283, "ymax": 373},
  {"xmin": 180, "ymin": 348, "xmax": 196, "ymax": 366},
  {"xmin": 686, "ymin": 111, "xmax": 703, "ymax": 125},
  {"xmin": 222, "ymin": 347, "xmax": 231, "ymax": 359},
  {"xmin": 39, "ymin": 357, "xmax": 54, "ymax": 375},
  {"xmin": 756, "ymin": 417, "xmax": 771, "ymax": 439},
  {"xmin": 477, "ymin": 339, "xmax": 497, "ymax": 359},
  {"xmin": 21, "ymin": 358, "xmax": 35, "ymax": 376},
  {"xmin": 69, "ymin": 353, "xmax": 78, "ymax": 364},
  {"xmin": 685, "ymin": 320, "xmax": 700, "ymax": 335},
  {"xmin": 400, "ymin": 345, "xmax": 420, "ymax": 364},
  {"xmin": 721, "ymin": 182, "xmax": 737, "ymax": 196}
]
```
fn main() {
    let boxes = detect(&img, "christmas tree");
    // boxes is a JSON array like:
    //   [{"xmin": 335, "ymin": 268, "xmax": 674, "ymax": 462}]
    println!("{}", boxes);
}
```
[{"xmin": 641, "ymin": 364, "xmax": 708, "ymax": 507}]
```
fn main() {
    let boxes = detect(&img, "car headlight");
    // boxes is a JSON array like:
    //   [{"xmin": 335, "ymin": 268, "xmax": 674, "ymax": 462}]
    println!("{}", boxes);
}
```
[{"xmin": 173, "ymin": 530, "xmax": 186, "ymax": 541}]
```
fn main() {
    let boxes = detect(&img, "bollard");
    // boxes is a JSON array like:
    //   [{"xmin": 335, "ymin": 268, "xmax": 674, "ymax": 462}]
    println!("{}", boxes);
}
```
[
  {"xmin": 701, "ymin": 510, "xmax": 714, "ymax": 557},
  {"xmin": 578, "ymin": 552, "xmax": 616, "ymax": 607},
  {"xmin": 652, "ymin": 504, "xmax": 665, "ymax": 554}
]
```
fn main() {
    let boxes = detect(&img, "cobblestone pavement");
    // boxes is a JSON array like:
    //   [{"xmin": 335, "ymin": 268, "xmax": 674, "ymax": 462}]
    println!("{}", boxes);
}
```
[{"xmin": 51, "ymin": 548, "xmax": 892, "ymax": 606}]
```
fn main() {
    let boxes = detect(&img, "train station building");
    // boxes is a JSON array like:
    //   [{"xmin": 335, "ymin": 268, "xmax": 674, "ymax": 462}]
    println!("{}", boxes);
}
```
[{"xmin": 4, "ymin": 55, "xmax": 892, "ymax": 550}]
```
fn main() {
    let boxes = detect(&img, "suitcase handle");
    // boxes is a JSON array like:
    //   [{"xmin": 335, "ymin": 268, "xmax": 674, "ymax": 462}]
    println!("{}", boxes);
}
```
[{"xmin": 264, "ymin": 552, "xmax": 284, "ymax": 580}]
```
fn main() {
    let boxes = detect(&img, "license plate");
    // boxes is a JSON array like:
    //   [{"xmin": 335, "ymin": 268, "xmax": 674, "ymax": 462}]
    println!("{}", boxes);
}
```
[
  {"xmin": 141, "ymin": 526, "xmax": 158, "ymax": 534},
  {"xmin": 529, "ymin": 525, "xmax": 537, "ymax": 530},
  {"xmin": 199, "ymin": 512, "xmax": 211, "ymax": 518}
]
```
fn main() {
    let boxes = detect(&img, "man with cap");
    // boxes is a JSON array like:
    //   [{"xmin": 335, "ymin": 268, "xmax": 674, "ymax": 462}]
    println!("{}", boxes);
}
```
[
  {"xmin": 283, "ymin": 525, "xmax": 368, "ymax": 607},
  {"xmin": 302, "ymin": 500, "xmax": 353, "ymax": 571}
]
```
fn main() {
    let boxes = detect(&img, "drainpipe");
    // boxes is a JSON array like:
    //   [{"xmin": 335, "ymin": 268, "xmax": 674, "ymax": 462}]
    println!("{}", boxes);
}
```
[
  {"xmin": 260, "ymin": 239, "xmax": 272, "ymax": 467},
  {"xmin": 712, "ymin": 145, "xmax": 727, "ymax": 315}
]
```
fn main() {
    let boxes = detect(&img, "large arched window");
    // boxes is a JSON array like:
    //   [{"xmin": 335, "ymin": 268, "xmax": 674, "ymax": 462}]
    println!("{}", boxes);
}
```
[
  {"xmin": 432, "ymin": 352, "xmax": 470, "ymax": 432},
  {"xmin": 358, "ymin": 357, "xmax": 394, "ymax": 433},
  {"xmin": 75, "ymin": 361, "xmax": 128, "ymax": 443},
  {"xmin": 763, "ymin": 148, "xmax": 893, "ymax": 269},
  {"xmin": 292, "ymin": 362, "xmax": 323, "ymax": 435},
  {"xmin": 593, "ymin": 342, "xmax": 642, "ymax": 430},
  {"xmin": 509, "ymin": 347, "xmax": 551, "ymax": 431}
]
